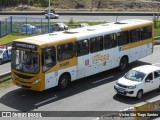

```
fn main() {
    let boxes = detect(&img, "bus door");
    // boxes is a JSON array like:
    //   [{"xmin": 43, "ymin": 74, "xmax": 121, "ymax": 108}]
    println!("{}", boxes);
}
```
[
  {"xmin": 85, "ymin": 54, "xmax": 98, "ymax": 76},
  {"xmin": 84, "ymin": 37, "xmax": 103, "ymax": 77},
  {"xmin": 103, "ymin": 34, "xmax": 119, "ymax": 69},
  {"xmin": 42, "ymin": 47, "xmax": 57, "ymax": 89},
  {"xmin": 75, "ymin": 39, "xmax": 93, "ymax": 78}
]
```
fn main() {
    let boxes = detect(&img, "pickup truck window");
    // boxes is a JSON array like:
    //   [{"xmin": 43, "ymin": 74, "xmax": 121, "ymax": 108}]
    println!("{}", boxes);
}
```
[
  {"xmin": 154, "ymin": 71, "xmax": 160, "ymax": 79},
  {"xmin": 145, "ymin": 73, "xmax": 153, "ymax": 81}
]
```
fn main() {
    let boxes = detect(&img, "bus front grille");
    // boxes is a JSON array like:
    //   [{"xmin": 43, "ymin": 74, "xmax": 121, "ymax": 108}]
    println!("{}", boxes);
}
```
[{"xmin": 14, "ymin": 72, "xmax": 34, "ymax": 79}]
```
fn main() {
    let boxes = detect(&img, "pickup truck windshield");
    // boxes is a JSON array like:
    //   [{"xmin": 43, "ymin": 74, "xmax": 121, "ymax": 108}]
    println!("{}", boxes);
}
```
[
  {"xmin": 124, "ymin": 70, "xmax": 146, "ymax": 82},
  {"xmin": 11, "ymin": 49, "xmax": 39, "ymax": 74}
]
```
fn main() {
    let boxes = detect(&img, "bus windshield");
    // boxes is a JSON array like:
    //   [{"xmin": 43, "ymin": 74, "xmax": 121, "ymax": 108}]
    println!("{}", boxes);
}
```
[{"xmin": 11, "ymin": 49, "xmax": 40, "ymax": 74}]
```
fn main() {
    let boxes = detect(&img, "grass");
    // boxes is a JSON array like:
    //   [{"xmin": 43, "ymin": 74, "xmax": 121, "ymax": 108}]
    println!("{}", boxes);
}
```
[
  {"xmin": 0, "ymin": 33, "xmax": 31, "ymax": 45},
  {"xmin": 0, "ymin": 77, "xmax": 13, "ymax": 89}
]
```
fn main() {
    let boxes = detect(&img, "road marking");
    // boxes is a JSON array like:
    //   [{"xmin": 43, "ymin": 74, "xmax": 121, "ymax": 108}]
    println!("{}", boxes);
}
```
[
  {"xmin": 93, "ymin": 76, "xmax": 114, "ymax": 84},
  {"xmin": 34, "ymin": 95, "xmax": 57, "ymax": 106},
  {"xmin": 152, "ymin": 63, "xmax": 160, "ymax": 66}
]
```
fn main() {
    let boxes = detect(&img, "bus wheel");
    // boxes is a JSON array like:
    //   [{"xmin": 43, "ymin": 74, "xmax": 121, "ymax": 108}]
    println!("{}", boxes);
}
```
[
  {"xmin": 136, "ymin": 90, "xmax": 143, "ymax": 100},
  {"xmin": 58, "ymin": 74, "xmax": 70, "ymax": 90},
  {"xmin": 119, "ymin": 57, "xmax": 128, "ymax": 71},
  {"xmin": 0, "ymin": 59, "xmax": 2, "ymax": 65}
]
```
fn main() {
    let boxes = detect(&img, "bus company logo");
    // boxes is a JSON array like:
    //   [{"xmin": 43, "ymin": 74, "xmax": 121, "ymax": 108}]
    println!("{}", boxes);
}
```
[
  {"xmin": 2, "ymin": 112, "xmax": 12, "ymax": 117},
  {"xmin": 92, "ymin": 54, "xmax": 109, "ymax": 62}
]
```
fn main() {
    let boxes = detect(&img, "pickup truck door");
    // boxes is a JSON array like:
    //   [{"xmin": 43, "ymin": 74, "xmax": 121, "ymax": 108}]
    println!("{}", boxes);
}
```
[
  {"xmin": 144, "ymin": 72, "xmax": 155, "ymax": 93},
  {"xmin": 153, "ymin": 70, "xmax": 160, "ymax": 89}
]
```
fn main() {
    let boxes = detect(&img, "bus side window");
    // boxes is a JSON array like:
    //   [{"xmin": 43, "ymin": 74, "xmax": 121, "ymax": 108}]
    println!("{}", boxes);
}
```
[
  {"xmin": 90, "ymin": 36, "xmax": 103, "ymax": 53},
  {"xmin": 130, "ymin": 28, "xmax": 140, "ymax": 43},
  {"xmin": 75, "ymin": 39, "xmax": 89, "ymax": 57},
  {"xmin": 141, "ymin": 26, "xmax": 152, "ymax": 40},
  {"xmin": 58, "ymin": 43, "xmax": 74, "ymax": 61},
  {"xmin": 104, "ymin": 34, "xmax": 117, "ymax": 49},
  {"xmin": 118, "ymin": 31, "xmax": 129, "ymax": 46},
  {"xmin": 42, "ymin": 47, "xmax": 56, "ymax": 72}
]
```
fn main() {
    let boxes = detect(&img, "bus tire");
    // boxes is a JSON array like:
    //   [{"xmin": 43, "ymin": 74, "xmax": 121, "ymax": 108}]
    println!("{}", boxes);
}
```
[
  {"xmin": 0, "ymin": 59, "xmax": 2, "ymax": 65},
  {"xmin": 119, "ymin": 57, "xmax": 128, "ymax": 71},
  {"xmin": 58, "ymin": 74, "xmax": 70, "ymax": 90},
  {"xmin": 136, "ymin": 90, "xmax": 143, "ymax": 100}
]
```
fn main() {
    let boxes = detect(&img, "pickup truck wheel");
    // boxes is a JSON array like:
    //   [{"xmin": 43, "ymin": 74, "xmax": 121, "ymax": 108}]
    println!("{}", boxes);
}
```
[
  {"xmin": 0, "ymin": 59, "xmax": 2, "ymax": 65},
  {"xmin": 136, "ymin": 90, "xmax": 143, "ymax": 100}
]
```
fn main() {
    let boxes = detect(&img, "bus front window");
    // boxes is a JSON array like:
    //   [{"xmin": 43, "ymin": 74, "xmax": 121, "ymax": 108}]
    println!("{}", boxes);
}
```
[
  {"xmin": 11, "ymin": 49, "xmax": 40, "ymax": 74},
  {"xmin": 42, "ymin": 47, "xmax": 56, "ymax": 72}
]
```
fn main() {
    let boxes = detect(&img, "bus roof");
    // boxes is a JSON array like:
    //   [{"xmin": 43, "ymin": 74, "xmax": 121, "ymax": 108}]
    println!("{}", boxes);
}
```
[{"xmin": 14, "ymin": 19, "xmax": 153, "ymax": 47}]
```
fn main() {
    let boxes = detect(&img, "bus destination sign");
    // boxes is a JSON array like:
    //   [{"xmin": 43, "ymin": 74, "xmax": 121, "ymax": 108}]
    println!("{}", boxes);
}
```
[{"xmin": 13, "ymin": 42, "xmax": 38, "ymax": 51}]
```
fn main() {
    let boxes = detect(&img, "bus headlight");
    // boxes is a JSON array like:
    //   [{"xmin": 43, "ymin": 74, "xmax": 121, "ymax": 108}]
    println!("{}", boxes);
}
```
[{"xmin": 32, "ymin": 79, "xmax": 41, "ymax": 85}]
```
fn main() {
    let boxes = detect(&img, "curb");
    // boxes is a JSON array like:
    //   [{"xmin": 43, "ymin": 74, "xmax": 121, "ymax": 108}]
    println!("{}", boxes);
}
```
[
  {"xmin": 0, "ymin": 11, "xmax": 160, "ymax": 16},
  {"xmin": 0, "ymin": 71, "xmax": 11, "ymax": 80}
]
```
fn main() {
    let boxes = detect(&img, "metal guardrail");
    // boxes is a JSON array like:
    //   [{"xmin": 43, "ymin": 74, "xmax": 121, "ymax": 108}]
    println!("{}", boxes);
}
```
[
  {"xmin": 0, "ymin": 37, "xmax": 160, "ymax": 80},
  {"xmin": 0, "ymin": 11, "xmax": 160, "ymax": 16},
  {"xmin": 154, "ymin": 36, "xmax": 160, "ymax": 40}
]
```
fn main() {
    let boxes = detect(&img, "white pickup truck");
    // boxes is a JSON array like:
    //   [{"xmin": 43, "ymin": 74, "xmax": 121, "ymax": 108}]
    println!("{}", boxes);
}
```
[{"xmin": 0, "ymin": 46, "xmax": 12, "ymax": 64}]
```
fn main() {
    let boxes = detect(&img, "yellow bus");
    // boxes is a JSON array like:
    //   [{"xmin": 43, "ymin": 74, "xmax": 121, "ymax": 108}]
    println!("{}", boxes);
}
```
[{"xmin": 11, "ymin": 19, "xmax": 154, "ymax": 91}]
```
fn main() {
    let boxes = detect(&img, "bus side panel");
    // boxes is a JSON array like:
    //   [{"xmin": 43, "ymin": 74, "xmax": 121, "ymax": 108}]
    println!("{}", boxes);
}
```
[
  {"xmin": 45, "ymin": 72, "xmax": 58, "ymax": 90},
  {"xmin": 116, "ymin": 45, "xmax": 130, "ymax": 63},
  {"xmin": 57, "ymin": 66, "xmax": 77, "ymax": 82},
  {"xmin": 77, "ymin": 48, "xmax": 117, "ymax": 79},
  {"xmin": 77, "ymin": 55, "xmax": 88, "ymax": 79},
  {"xmin": 43, "ymin": 57, "xmax": 77, "ymax": 90},
  {"xmin": 110, "ymin": 47, "xmax": 120, "ymax": 69},
  {"xmin": 141, "ymin": 39, "xmax": 153, "ymax": 58}
]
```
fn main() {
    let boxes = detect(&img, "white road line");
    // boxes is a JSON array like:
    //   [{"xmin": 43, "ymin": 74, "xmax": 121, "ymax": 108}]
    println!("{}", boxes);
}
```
[
  {"xmin": 93, "ymin": 76, "xmax": 114, "ymax": 84},
  {"xmin": 152, "ymin": 63, "xmax": 160, "ymax": 66},
  {"xmin": 35, "ymin": 95, "xmax": 57, "ymax": 106}
]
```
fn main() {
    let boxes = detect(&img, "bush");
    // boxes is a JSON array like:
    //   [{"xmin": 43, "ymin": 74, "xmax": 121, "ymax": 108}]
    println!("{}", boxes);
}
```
[{"xmin": 153, "ymin": 14, "xmax": 160, "ymax": 29}]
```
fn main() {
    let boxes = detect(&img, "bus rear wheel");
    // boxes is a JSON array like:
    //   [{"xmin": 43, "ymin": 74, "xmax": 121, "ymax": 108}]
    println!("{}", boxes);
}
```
[
  {"xmin": 58, "ymin": 74, "xmax": 70, "ymax": 90},
  {"xmin": 119, "ymin": 57, "xmax": 128, "ymax": 71}
]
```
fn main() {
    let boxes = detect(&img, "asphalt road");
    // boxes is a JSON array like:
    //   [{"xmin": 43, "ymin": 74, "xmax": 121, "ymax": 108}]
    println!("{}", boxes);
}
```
[
  {"xmin": 0, "ymin": 15, "xmax": 155, "ymax": 22},
  {"xmin": 0, "ymin": 45, "xmax": 160, "ymax": 120},
  {"xmin": 0, "ymin": 62, "xmax": 11, "ymax": 75}
]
